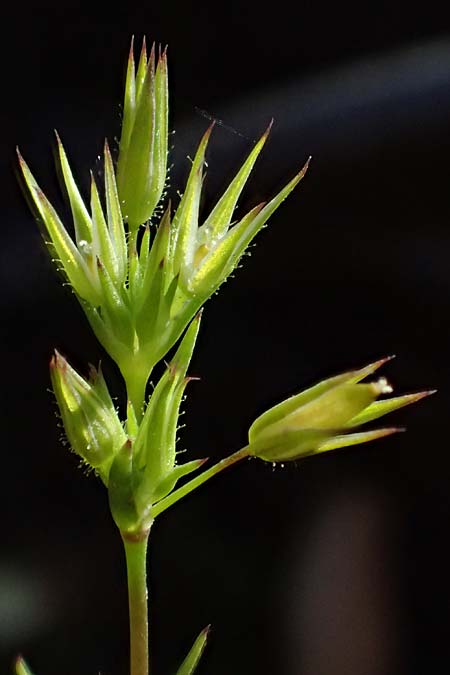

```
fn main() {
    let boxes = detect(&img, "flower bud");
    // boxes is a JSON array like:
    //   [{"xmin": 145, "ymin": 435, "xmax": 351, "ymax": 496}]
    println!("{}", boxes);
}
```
[
  {"xmin": 50, "ymin": 351, "xmax": 126, "ymax": 483},
  {"xmin": 248, "ymin": 357, "xmax": 433, "ymax": 462},
  {"xmin": 117, "ymin": 39, "xmax": 169, "ymax": 230}
]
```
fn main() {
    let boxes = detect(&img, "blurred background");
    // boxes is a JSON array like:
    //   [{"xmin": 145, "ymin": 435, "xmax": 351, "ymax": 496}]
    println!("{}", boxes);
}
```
[{"xmin": 1, "ymin": 3, "xmax": 450, "ymax": 674}]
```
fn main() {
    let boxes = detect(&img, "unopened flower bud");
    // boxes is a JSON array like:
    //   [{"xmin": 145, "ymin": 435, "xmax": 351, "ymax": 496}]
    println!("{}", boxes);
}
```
[
  {"xmin": 248, "ymin": 357, "xmax": 433, "ymax": 462},
  {"xmin": 50, "ymin": 351, "xmax": 127, "ymax": 483},
  {"xmin": 117, "ymin": 39, "xmax": 169, "ymax": 230}
]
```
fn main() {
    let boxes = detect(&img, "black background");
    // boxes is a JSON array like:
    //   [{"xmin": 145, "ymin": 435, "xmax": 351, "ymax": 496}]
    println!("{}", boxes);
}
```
[{"xmin": 1, "ymin": 3, "xmax": 450, "ymax": 675}]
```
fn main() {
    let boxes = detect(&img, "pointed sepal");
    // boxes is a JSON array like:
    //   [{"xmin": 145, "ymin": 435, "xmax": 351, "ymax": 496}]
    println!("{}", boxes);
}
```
[
  {"xmin": 198, "ymin": 121, "xmax": 272, "ymax": 242},
  {"xmin": 17, "ymin": 149, "xmax": 101, "ymax": 305},
  {"xmin": 55, "ymin": 131, "xmax": 93, "ymax": 245},
  {"xmin": 186, "ymin": 158, "xmax": 310, "ymax": 297},
  {"xmin": 346, "ymin": 390, "xmax": 436, "ymax": 427}
]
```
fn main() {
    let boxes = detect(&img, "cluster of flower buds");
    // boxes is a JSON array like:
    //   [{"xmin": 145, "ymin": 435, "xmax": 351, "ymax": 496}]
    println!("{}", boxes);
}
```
[
  {"xmin": 248, "ymin": 357, "xmax": 433, "ymax": 462},
  {"xmin": 17, "ymin": 39, "xmax": 309, "ymax": 410}
]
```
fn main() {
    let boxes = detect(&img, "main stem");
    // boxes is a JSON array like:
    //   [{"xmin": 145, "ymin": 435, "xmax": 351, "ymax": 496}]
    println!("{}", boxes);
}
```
[{"xmin": 122, "ymin": 529, "xmax": 151, "ymax": 675}]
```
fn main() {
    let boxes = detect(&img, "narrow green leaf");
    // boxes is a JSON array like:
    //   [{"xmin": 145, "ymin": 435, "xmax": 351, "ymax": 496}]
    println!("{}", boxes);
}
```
[
  {"xmin": 175, "ymin": 626, "xmax": 210, "ymax": 675},
  {"xmin": 55, "ymin": 132, "xmax": 92, "ymax": 244}
]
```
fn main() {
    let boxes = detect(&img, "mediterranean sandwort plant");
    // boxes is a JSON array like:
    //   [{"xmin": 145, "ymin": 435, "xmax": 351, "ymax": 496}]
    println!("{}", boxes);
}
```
[{"xmin": 14, "ymin": 37, "xmax": 433, "ymax": 675}]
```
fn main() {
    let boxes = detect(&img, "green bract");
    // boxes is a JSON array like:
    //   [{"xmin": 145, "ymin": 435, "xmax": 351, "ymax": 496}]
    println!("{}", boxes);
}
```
[
  {"xmin": 248, "ymin": 357, "xmax": 433, "ymax": 461},
  {"xmin": 108, "ymin": 317, "xmax": 206, "ymax": 535},
  {"xmin": 50, "ymin": 351, "xmax": 127, "ymax": 484},
  {"xmin": 17, "ymin": 40, "xmax": 309, "ymax": 417}
]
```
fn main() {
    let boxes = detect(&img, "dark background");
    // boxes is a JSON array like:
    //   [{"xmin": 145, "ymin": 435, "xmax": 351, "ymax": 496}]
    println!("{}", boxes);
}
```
[{"xmin": 1, "ymin": 3, "xmax": 450, "ymax": 674}]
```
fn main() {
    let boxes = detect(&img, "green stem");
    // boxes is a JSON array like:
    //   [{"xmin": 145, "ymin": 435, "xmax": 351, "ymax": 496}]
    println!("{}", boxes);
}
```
[
  {"xmin": 122, "ymin": 529, "xmax": 151, "ymax": 675},
  {"xmin": 124, "ymin": 366, "xmax": 150, "ymax": 422},
  {"xmin": 152, "ymin": 446, "xmax": 251, "ymax": 518}
]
